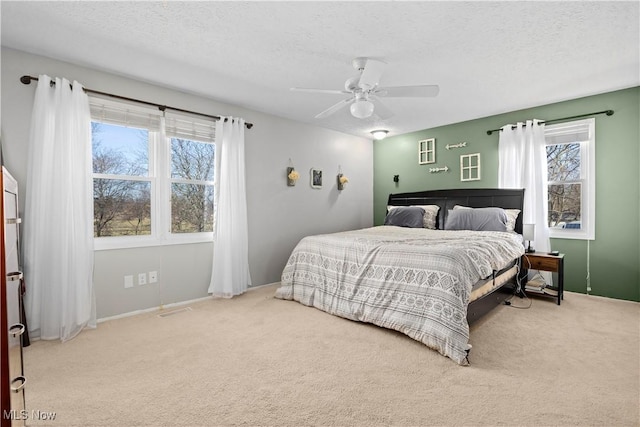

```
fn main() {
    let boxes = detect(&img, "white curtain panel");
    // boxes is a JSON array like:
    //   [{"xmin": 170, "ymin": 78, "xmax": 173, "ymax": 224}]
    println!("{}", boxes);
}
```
[
  {"xmin": 498, "ymin": 119, "xmax": 551, "ymax": 254},
  {"xmin": 23, "ymin": 75, "xmax": 96, "ymax": 341},
  {"xmin": 208, "ymin": 117, "xmax": 252, "ymax": 297}
]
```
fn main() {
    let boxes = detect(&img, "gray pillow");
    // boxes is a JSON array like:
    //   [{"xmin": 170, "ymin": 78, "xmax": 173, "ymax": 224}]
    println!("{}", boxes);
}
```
[
  {"xmin": 444, "ymin": 207, "xmax": 508, "ymax": 231},
  {"xmin": 387, "ymin": 204, "xmax": 440, "ymax": 229},
  {"xmin": 384, "ymin": 207, "xmax": 425, "ymax": 228},
  {"xmin": 454, "ymin": 205, "xmax": 520, "ymax": 232}
]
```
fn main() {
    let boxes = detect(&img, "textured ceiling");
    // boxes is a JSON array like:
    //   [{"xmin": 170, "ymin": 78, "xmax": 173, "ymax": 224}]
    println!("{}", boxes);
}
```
[{"xmin": 2, "ymin": 1, "xmax": 639, "ymax": 139}]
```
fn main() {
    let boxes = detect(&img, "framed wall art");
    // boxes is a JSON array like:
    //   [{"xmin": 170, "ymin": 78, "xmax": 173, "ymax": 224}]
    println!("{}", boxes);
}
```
[
  {"xmin": 418, "ymin": 138, "xmax": 435, "ymax": 164},
  {"xmin": 310, "ymin": 167, "xmax": 323, "ymax": 189},
  {"xmin": 460, "ymin": 153, "xmax": 481, "ymax": 181}
]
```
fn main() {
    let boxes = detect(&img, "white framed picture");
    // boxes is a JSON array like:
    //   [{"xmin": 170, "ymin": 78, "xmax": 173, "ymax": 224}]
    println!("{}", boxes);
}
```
[
  {"xmin": 310, "ymin": 167, "xmax": 323, "ymax": 189},
  {"xmin": 460, "ymin": 153, "xmax": 481, "ymax": 181},
  {"xmin": 418, "ymin": 138, "xmax": 435, "ymax": 164}
]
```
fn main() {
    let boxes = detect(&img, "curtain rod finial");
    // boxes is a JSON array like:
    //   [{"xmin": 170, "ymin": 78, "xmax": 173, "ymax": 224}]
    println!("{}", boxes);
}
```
[
  {"xmin": 20, "ymin": 75, "xmax": 33, "ymax": 85},
  {"xmin": 486, "ymin": 130, "xmax": 493, "ymax": 135}
]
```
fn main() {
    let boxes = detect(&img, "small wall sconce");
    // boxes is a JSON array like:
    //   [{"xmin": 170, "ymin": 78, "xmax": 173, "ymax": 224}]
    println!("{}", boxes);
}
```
[
  {"xmin": 287, "ymin": 158, "xmax": 299, "ymax": 186},
  {"xmin": 337, "ymin": 165, "xmax": 349, "ymax": 190},
  {"xmin": 393, "ymin": 175, "xmax": 399, "ymax": 183}
]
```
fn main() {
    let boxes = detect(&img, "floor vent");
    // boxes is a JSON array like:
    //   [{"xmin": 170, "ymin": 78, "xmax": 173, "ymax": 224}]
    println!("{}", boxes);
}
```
[{"xmin": 158, "ymin": 307, "xmax": 192, "ymax": 318}]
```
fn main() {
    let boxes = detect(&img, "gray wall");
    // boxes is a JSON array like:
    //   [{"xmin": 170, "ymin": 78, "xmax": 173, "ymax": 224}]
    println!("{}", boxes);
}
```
[{"xmin": 1, "ymin": 47, "xmax": 373, "ymax": 318}]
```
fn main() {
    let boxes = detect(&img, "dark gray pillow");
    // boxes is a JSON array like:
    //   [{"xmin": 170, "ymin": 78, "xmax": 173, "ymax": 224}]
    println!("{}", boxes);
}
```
[
  {"xmin": 384, "ymin": 207, "xmax": 425, "ymax": 228},
  {"xmin": 444, "ymin": 207, "xmax": 508, "ymax": 231}
]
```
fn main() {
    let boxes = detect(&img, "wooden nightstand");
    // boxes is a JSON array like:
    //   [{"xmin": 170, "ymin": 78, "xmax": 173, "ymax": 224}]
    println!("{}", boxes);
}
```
[{"xmin": 520, "ymin": 252, "xmax": 565, "ymax": 305}]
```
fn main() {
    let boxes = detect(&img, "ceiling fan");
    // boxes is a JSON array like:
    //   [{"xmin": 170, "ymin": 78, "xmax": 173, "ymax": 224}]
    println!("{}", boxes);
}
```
[{"xmin": 291, "ymin": 57, "xmax": 439, "ymax": 120}]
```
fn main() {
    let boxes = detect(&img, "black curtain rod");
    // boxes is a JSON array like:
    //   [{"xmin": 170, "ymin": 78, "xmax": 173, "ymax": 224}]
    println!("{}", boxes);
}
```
[
  {"xmin": 19, "ymin": 75, "xmax": 254, "ymax": 129},
  {"xmin": 486, "ymin": 109, "xmax": 613, "ymax": 135}
]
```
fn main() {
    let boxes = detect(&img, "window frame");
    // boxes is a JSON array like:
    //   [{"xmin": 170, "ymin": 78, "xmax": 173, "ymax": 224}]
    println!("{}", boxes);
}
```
[
  {"xmin": 546, "ymin": 118, "xmax": 595, "ymax": 241},
  {"xmin": 90, "ymin": 98, "xmax": 216, "ymax": 250}
]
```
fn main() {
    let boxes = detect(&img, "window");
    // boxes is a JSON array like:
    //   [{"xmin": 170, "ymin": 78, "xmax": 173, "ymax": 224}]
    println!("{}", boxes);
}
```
[
  {"xmin": 545, "ymin": 118, "xmax": 595, "ymax": 240},
  {"xmin": 90, "ymin": 97, "xmax": 216, "ymax": 249},
  {"xmin": 92, "ymin": 122, "xmax": 152, "ymax": 237},
  {"xmin": 170, "ymin": 138, "xmax": 215, "ymax": 233}
]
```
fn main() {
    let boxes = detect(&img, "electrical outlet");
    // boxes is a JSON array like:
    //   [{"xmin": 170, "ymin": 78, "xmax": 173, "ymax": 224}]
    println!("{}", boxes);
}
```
[
  {"xmin": 124, "ymin": 275, "xmax": 134, "ymax": 289},
  {"xmin": 138, "ymin": 273, "xmax": 147, "ymax": 286},
  {"xmin": 149, "ymin": 271, "xmax": 158, "ymax": 283}
]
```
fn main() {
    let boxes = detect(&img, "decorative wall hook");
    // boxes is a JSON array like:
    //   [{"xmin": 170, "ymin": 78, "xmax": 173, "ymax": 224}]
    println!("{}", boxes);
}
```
[
  {"xmin": 393, "ymin": 175, "xmax": 399, "ymax": 183},
  {"xmin": 429, "ymin": 166, "xmax": 449, "ymax": 173},
  {"xmin": 446, "ymin": 142, "xmax": 467, "ymax": 150}
]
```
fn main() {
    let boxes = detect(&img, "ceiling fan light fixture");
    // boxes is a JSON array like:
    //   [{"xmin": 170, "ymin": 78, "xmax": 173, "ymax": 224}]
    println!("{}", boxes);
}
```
[
  {"xmin": 371, "ymin": 130, "xmax": 389, "ymax": 140},
  {"xmin": 293, "ymin": 57, "xmax": 439, "ymax": 121},
  {"xmin": 350, "ymin": 100, "xmax": 374, "ymax": 119}
]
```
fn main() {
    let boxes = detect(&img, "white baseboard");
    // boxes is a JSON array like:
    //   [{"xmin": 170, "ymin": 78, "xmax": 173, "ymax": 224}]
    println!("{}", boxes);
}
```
[
  {"xmin": 97, "ymin": 282, "xmax": 281, "ymax": 324},
  {"xmin": 97, "ymin": 296, "xmax": 211, "ymax": 323},
  {"xmin": 249, "ymin": 281, "xmax": 281, "ymax": 290}
]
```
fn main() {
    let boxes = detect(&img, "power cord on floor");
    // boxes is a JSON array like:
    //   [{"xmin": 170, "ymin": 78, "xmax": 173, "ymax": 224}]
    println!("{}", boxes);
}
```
[
  {"xmin": 504, "ymin": 257, "xmax": 532, "ymax": 309},
  {"xmin": 504, "ymin": 291, "xmax": 532, "ymax": 309}
]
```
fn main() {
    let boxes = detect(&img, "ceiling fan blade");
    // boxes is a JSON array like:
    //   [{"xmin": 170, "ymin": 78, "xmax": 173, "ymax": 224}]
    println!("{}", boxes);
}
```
[
  {"xmin": 315, "ymin": 98, "xmax": 353, "ymax": 119},
  {"xmin": 291, "ymin": 87, "xmax": 350, "ymax": 95},
  {"xmin": 370, "ymin": 97, "xmax": 395, "ymax": 120},
  {"xmin": 358, "ymin": 59, "xmax": 386, "ymax": 90},
  {"xmin": 375, "ymin": 85, "xmax": 440, "ymax": 98}
]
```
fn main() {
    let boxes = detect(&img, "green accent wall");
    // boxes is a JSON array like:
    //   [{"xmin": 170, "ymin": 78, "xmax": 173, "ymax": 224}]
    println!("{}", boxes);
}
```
[{"xmin": 374, "ymin": 87, "xmax": 639, "ymax": 302}]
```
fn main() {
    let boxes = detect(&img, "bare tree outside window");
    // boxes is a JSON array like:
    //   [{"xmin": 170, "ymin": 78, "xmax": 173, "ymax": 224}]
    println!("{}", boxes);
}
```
[
  {"xmin": 545, "ymin": 118, "xmax": 595, "ymax": 240},
  {"xmin": 547, "ymin": 143, "xmax": 581, "ymax": 229},
  {"xmin": 170, "ymin": 138, "xmax": 215, "ymax": 233},
  {"xmin": 91, "ymin": 120, "xmax": 216, "ymax": 241},
  {"xmin": 92, "ymin": 122, "xmax": 151, "ymax": 237}
]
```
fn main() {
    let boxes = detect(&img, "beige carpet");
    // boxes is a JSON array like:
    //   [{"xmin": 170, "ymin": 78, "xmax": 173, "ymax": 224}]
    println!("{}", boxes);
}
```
[{"xmin": 23, "ymin": 284, "xmax": 639, "ymax": 426}]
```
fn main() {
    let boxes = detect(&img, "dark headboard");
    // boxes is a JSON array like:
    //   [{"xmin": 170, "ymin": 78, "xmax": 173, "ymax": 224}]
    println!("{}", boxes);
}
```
[{"xmin": 387, "ymin": 188, "xmax": 525, "ymax": 234}]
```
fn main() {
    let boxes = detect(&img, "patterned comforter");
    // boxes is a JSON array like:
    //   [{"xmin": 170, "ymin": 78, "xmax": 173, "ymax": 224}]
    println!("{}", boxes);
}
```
[{"xmin": 274, "ymin": 226, "xmax": 524, "ymax": 364}]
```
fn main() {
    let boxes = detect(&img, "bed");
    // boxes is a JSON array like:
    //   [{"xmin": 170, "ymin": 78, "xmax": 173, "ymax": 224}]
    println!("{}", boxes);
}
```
[{"xmin": 274, "ymin": 188, "xmax": 525, "ymax": 364}]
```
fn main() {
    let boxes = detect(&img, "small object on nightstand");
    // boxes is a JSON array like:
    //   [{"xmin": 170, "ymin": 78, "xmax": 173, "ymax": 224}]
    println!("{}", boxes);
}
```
[
  {"xmin": 549, "ymin": 250, "xmax": 559, "ymax": 256},
  {"xmin": 519, "ymin": 252, "xmax": 565, "ymax": 305},
  {"xmin": 523, "ymin": 224, "xmax": 536, "ymax": 253}
]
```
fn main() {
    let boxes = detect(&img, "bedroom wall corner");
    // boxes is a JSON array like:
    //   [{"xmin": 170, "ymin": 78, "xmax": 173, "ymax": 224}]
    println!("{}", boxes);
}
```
[
  {"xmin": 1, "ymin": 47, "xmax": 374, "ymax": 318},
  {"xmin": 374, "ymin": 86, "xmax": 640, "ymax": 302}
]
